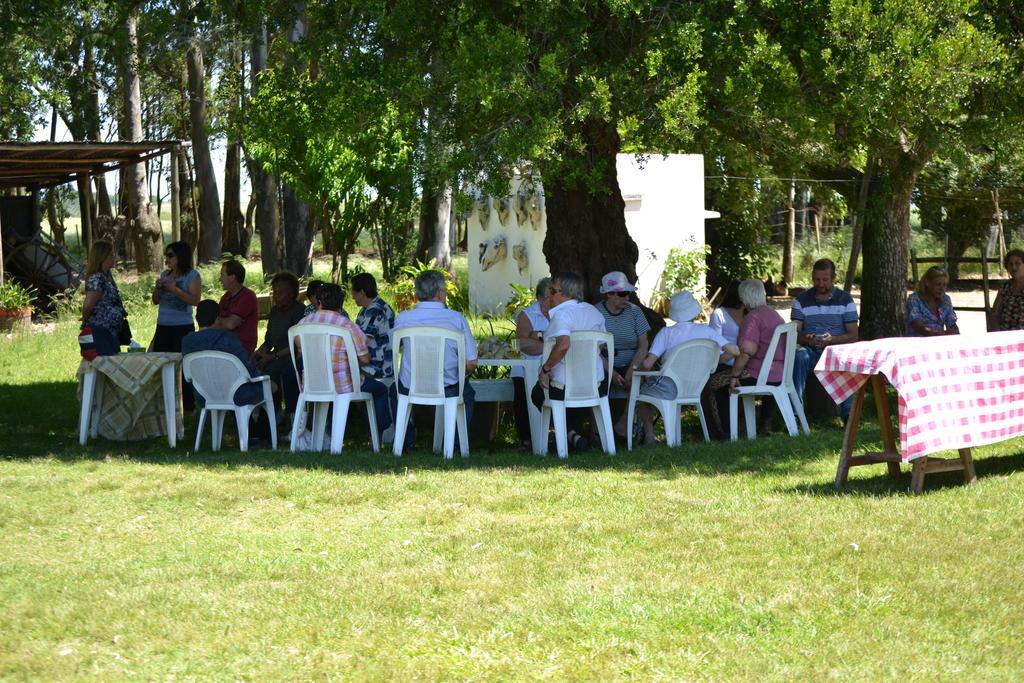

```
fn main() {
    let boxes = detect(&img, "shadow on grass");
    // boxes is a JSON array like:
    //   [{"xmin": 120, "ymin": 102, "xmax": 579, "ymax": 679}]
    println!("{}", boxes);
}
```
[
  {"xmin": 0, "ymin": 380, "xmax": 854, "ymax": 480},
  {"xmin": 784, "ymin": 448, "xmax": 1024, "ymax": 497}
]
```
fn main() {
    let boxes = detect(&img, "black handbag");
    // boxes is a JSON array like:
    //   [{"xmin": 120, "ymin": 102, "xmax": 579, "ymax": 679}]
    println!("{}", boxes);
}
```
[{"xmin": 117, "ymin": 316, "xmax": 132, "ymax": 346}]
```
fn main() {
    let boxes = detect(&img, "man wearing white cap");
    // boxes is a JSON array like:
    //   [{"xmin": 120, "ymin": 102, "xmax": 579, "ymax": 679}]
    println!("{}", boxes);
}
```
[{"xmin": 622, "ymin": 291, "xmax": 738, "ymax": 445}]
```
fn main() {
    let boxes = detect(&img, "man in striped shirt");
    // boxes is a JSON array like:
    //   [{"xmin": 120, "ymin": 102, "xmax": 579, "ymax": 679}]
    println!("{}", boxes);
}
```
[{"xmin": 791, "ymin": 258, "xmax": 859, "ymax": 420}]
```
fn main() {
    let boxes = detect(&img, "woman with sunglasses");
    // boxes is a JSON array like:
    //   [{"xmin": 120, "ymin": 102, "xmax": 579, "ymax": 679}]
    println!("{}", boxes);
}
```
[
  {"xmin": 595, "ymin": 271, "xmax": 651, "ymax": 438},
  {"xmin": 151, "ymin": 240, "xmax": 202, "ymax": 410},
  {"xmin": 906, "ymin": 266, "xmax": 958, "ymax": 336}
]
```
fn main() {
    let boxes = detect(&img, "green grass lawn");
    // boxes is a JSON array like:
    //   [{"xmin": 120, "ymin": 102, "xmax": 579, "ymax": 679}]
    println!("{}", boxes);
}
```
[{"xmin": 4, "ymin": 312, "xmax": 1024, "ymax": 679}]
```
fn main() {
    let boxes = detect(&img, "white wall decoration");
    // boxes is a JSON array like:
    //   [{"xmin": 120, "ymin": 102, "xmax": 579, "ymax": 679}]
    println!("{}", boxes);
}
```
[
  {"xmin": 512, "ymin": 241, "xmax": 529, "ymax": 275},
  {"xmin": 514, "ymin": 191, "xmax": 530, "ymax": 226},
  {"xmin": 494, "ymin": 195, "xmax": 512, "ymax": 226},
  {"xmin": 478, "ymin": 235, "xmax": 508, "ymax": 271},
  {"xmin": 467, "ymin": 154, "xmax": 717, "ymax": 314},
  {"xmin": 475, "ymin": 194, "xmax": 491, "ymax": 229}
]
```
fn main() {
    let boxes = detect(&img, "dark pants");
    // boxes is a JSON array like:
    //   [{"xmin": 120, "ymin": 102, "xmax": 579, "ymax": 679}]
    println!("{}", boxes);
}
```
[
  {"xmin": 512, "ymin": 377, "xmax": 532, "ymax": 446},
  {"xmin": 152, "ymin": 323, "xmax": 195, "ymax": 410},
  {"xmin": 531, "ymin": 380, "xmax": 609, "ymax": 435},
  {"xmin": 390, "ymin": 379, "xmax": 475, "ymax": 451},
  {"xmin": 362, "ymin": 377, "xmax": 393, "ymax": 436},
  {"xmin": 91, "ymin": 325, "xmax": 120, "ymax": 357},
  {"xmin": 264, "ymin": 356, "xmax": 300, "ymax": 415}
]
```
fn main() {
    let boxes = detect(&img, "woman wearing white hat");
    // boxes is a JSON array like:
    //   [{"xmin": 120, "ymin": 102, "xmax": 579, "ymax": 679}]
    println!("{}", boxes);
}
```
[{"xmin": 621, "ymin": 291, "xmax": 738, "ymax": 445}]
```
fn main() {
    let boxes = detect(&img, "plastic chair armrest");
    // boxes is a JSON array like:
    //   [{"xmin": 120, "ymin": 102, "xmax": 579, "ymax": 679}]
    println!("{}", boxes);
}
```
[{"xmin": 632, "ymin": 370, "xmax": 658, "ymax": 378}]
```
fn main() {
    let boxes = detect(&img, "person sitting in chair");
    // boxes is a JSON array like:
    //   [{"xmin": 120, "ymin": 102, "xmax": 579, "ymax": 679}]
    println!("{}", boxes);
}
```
[
  {"xmin": 530, "ymin": 271, "xmax": 608, "ymax": 452},
  {"xmin": 791, "ymin": 258, "xmax": 859, "ymax": 421},
  {"xmin": 390, "ymin": 270, "xmax": 478, "ymax": 451},
  {"xmin": 182, "ymin": 299, "xmax": 276, "ymax": 409},
  {"xmin": 295, "ymin": 283, "xmax": 392, "ymax": 438},
  {"xmin": 626, "ymin": 291, "xmax": 739, "ymax": 445}
]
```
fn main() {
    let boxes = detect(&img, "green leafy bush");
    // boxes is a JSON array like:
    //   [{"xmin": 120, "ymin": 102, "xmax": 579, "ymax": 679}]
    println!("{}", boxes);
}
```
[
  {"xmin": 0, "ymin": 280, "xmax": 35, "ymax": 311},
  {"xmin": 650, "ymin": 246, "xmax": 709, "ymax": 314}
]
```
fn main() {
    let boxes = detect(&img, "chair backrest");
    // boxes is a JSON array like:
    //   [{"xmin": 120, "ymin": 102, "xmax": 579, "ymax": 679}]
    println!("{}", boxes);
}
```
[
  {"xmin": 542, "ymin": 330, "xmax": 613, "ymax": 401},
  {"xmin": 755, "ymin": 321, "xmax": 798, "ymax": 387},
  {"xmin": 392, "ymin": 325, "xmax": 466, "ymax": 399},
  {"xmin": 659, "ymin": 338, "xmax": 720, "ymax": 399},
  {"xmin": 182, "ymin": 351, "xmax": 253, "ymax": 407},
  {"xmin": 288, "ymin": 322, "xmax": 362, "ymax": 396}
]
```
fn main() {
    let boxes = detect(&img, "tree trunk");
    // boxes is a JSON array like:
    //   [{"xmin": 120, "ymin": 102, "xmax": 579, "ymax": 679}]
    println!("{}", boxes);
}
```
[
  {"xmin": 121, "ymin": 13, "xmax": 163, "ymax": 273},
  {"xmin": 283, "ymin": 185, "xmax": 312, "ymax": 276},
  {"xmin": 221, "ymin": 44, "xmax": 249, "ymax": 257},
  {"xmin": 221, "ymin": 138, "xmax": 248, "ymax": 255},
  {"xmin": 77, "ymin": 175, "xmax": 93, "ymax": 249},
  {"xmin": 859, "ymin": 164, "xmax": 918, "ymax": 340},
  {"xmin": 186, "ymin": 30, "xmax": 222, "ymax": 262},
  {"xmin": 176, "ymin": 146, "xmax": 199, "ymax": 253},
  {"xmin": 416, "ymin": 184, "xmax": 452, "ymax": 270},
  {"xmin": 541, "ymin": 118, "xmax": 638, "ymax": 302},
  {"xmin": 843, "ymin": 155, "xmax": 874, "ymax": 292},
  {"xmin": 249, "ymin": 20, "xmax": 283, "ymax": 278},
  {"xmin": 276, "ymin": 3, "xmax": 314, "ymax": 277}
]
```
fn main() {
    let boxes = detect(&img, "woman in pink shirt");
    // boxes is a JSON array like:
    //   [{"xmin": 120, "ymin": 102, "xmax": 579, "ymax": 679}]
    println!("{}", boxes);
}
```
[{"xmin": 710, "ymin": 279, "xmax": 786, "ymax": 437}]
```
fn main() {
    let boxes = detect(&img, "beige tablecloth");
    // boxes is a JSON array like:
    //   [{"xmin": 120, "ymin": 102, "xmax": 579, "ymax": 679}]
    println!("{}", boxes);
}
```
[{"xmin": 77, "ymin": 352, "xmax": 184, "ymax": 442}]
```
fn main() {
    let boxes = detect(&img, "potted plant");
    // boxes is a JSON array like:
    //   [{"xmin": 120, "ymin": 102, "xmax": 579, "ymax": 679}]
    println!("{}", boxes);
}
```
[{"xmin": 0, "ymin": 279, "xmax": 35, "ymax": 332}]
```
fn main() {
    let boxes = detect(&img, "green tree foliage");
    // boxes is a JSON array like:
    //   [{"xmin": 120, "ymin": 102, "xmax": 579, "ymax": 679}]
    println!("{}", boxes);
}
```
[{"xmin": 699, "ymin": 0, "xmax": 1020, "ymax": 337}]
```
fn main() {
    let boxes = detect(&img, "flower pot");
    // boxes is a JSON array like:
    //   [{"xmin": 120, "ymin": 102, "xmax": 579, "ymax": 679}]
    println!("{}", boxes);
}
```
[{"xmin": 0, "ymin": 307, "xmax": 31, "ymax": 332}]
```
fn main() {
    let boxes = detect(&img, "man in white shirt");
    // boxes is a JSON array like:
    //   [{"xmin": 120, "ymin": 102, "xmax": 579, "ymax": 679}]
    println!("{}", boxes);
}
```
[
  {"xmin": 531, "ymin": 271, "xmax": 608, "ymax": 451},
  {"xmin": 390, "ymin": 269, "xmax": 478, "ymax": 450},
  {"xmin": 627, "ymin": 291, "xmax": 739, "ymax": 445}
]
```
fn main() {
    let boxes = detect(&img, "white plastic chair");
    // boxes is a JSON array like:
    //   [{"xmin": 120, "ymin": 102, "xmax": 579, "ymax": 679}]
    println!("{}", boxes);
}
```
[
  {"xmin": 729, "ymin": 321, "xmax": 810, "ymax": 440},
  {"xmin": 391, "ymin": 325, "xmax": 469, "ymax": 459},
  {"xmin": 182, "ymin": 351, "xmax": 277, "ymax": 452},
  {"xmin": 288, "ymin": 323, "xmax": 380, "ymax": 454},
  {"xmin": 626, "ymin": 338, "xmax": 720, "ymax": 449},
  {"xmin": 539, "ymin": 330, "xmax": 616, "ymax": 458}
]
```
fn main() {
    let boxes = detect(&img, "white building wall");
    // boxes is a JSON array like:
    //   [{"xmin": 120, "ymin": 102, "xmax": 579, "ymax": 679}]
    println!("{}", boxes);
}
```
[{"xmin": 467, "ymin": 154, "xmax": 715, "ymax": 313}]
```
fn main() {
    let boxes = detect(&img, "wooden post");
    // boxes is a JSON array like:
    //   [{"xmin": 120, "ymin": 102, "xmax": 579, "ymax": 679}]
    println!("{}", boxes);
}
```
[
  {"xmin": 981, "ymin": 241, "xmax": 991, "ymax": 317},
  {"xmin": 170, "ymin": 148, "xmax": 180, "ymax": 242},
  {"xmin": 77, "ymin": 174, "xmax": 94, "ymax": 250},
  {"xmin": 992, "ymin": 189, "xmax": 1005, "ymax": 267},
  {"xmin": 782, "ymin": 180, "xmax": 795, "ymax": 283},
  {"xmin": 0, "ymin": 203, "xmax": 5, "ymax": 283},
  {"xmin": 910, "ymin": 249, "xmax": 918, "ymax": 285}
]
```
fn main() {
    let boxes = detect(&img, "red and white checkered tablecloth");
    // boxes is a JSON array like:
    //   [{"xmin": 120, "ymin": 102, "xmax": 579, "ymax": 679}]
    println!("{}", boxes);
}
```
[{"xmin": 814, "ymin": 331, "xmax": 1024, "ymax": 461}]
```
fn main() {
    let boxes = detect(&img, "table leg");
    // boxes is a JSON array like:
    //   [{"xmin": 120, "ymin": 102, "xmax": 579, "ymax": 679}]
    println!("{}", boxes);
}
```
[
  {"xmin": 79, "ymin": 368, "xmax": 97, "ymax": 446},
  {"xmin": 870, "ymin": 375, "xmax": 901, "ymax": 479},
  {"xmin": 523, "ymin": 360, "xmax": 545, "ymax": 455},
  {"xmin": 911, "ymin": 457, "xmax": 927, "ymax": 494},
  {"xmin": 959, "ymin": 448, "xmax": 978, "ymax": 485},
  {"xmin": 834, "ymin": 383, "xmax": 866, "ymax": 488},
  {"xmin": 161, "ymin": 363, "xmax": 178, "ymax": 448}
]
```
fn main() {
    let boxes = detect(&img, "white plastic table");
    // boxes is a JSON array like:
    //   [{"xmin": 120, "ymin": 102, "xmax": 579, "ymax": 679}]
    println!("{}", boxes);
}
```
[
  {"xmin": 78, "ymin": 352, "xmax": 182, "ymax": 448},
  {"xmin": 476, "ymin": 357, "xmax": 544, "ymax": 453}
]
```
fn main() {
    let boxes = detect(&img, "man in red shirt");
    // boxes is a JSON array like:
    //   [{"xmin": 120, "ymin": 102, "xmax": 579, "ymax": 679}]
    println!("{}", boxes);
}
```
[{"xmin": 214, "ymin": 259, "xmax": 259, "ymax": 354}]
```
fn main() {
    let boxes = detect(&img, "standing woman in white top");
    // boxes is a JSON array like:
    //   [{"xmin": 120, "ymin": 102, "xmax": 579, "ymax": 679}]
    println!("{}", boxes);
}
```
[
  {"xmin": 151, "ymin": 240, "xmax": 202, "ymax": 410},
  {"xmin": 707, "ymin": 280, "xmax": 744, "ymax": 366},
  {"xmin": 512, "ymin": 277, "xmax": 552, "ymax": 449}
]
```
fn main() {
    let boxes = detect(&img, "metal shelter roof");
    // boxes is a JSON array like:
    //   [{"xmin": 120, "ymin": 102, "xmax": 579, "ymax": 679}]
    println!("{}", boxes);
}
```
[{"xmin": 0, "ymin": 141, "xmax": 188, "ymax": 189}]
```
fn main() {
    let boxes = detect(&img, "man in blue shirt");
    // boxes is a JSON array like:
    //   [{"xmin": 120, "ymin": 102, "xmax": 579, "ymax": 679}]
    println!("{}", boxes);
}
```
[
  {"xmin": 389, "ymin": 270, "xmax": 477, "ymax": 451},
  {"xmin": 182, "ymin": 299, "xmax": 274, "ymax": 408},
  {"xmin": 791, "ymin": 258, "xmax": 859, "ymax": 420}
]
